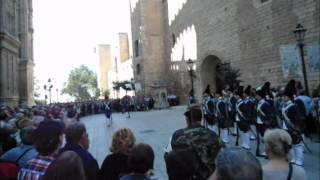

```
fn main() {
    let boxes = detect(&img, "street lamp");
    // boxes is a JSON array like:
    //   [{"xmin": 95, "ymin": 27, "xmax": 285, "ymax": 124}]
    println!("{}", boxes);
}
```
[
  {"xmin": 44, "ymin": 79, "xmax": 53, "ymax": 104},
  {"xmin": 186, "ymin": 59, "xmax": 195, "ymax": 98},
  {"xmin": 293, "ymin": 23, "xmax": 309, "ymax": 95},
  {"xmin": 56, "ymin": 88, "xmax": 59, "ymax": 103}
]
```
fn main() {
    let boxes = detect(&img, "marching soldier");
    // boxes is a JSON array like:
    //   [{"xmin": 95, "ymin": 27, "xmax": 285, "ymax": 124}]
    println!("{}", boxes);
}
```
[
  {"xmin": 227, "ymin": 88, "xmax": 238, "ymax": 136},
  {"xmin": 216, "ymin": 88, "xmax": 231, "ymax": 144},
  {"xmin": 281, "ymin": 80, "xmax": 304, "ymax": 166},
  {"xmin": 255, "ymin": 87, "xmax": 277, "ymax": 157},
  {"xmin": 244, "ymin": 85, "xmax": 257, "ymax": 140},
  {"xmin": 203, "ymin": 85, "xmax": 218, "ymax": 134},
  {"xmin": 234, "ymin": 86, "xmax": 251, "ymax": 150}
]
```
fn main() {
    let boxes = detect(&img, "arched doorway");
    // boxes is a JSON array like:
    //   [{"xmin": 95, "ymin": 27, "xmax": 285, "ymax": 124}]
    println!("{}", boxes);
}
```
[{"xmin": 200, "ymin": 55, "xmax": 223, "ymax": 94}]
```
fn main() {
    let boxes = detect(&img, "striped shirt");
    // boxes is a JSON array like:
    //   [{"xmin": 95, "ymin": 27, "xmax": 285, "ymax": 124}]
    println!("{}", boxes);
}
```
[{"xmin": 18, "ymin": 155, "xmax": 54, "ymax": 180}]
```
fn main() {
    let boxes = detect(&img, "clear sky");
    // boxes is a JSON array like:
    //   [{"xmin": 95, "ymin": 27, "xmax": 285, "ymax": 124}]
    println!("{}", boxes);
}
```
[{"xmin": 33, "ymin": 0, "xmax": 131, "ymax": 102}]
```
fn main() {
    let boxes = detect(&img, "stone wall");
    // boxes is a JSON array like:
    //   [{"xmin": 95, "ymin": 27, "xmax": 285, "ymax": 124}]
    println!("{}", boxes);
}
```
[
  {"xmin": 98, "ymin": 45, "xmax": 112, "ymax": 93},
  {"xmin": 130, "ymin": 0, "xmax": 320, "ymax": 103},
  {"xmin": 166, "ymin": 0, "xmax": 320, "ymax": 101}
]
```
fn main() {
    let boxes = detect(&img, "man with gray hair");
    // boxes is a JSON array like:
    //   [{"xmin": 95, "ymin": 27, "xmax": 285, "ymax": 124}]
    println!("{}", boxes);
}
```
[
  {"xmin": 60, "ymin": 122, "xmax": 99, "ymax": 180},
  {"xmin": 208, "ymin": 147, "xmax": 262, "ymax": 180}
]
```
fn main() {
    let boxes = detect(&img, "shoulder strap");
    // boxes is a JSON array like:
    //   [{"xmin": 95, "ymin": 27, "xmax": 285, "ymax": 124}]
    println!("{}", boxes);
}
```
[
  {"xmin": 287, "ymin": 163, "xmax": 293, "ymax": 180},
  {"xmin": 15, "ymin": 147, "xmax": 33, "ymax": 163}
]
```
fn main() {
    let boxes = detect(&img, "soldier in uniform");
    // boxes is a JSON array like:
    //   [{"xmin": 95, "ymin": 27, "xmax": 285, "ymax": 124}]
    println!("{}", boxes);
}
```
[
  {"xmin": 165, "ymin": 105, "xmax": 221, "ymax": 180},
  {"xmin": 227, "ymin": 87, "xmax": 238, "ymax": 136},
  {"xmin": 235, "ymin": 86, "xmax": 251, "ymax": 150},
  {"xmin": 216, "ymin": 88, "xmax": 231, "ymax": 144},
  {"xmin": 203, "ymin": 85, "xmax": 218, "ymax": 133},
  {"xmin": 281, "ymin": 80, "xmax": 304, "ymax": 166},
  {"xmin": 255, "ymin": 87, "xmax": 277, "ymax": 157},
  {"xmin": 244, "ymin": 85, "xmax": 257, "ymax": 140}
]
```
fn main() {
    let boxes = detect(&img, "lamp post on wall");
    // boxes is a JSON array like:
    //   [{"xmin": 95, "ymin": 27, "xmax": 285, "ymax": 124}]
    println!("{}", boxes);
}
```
[
  {"xmin": 293, "ymin": 23, "xmax": 309, "ymax": 96},
  {"xmin": 186, "ymin": 59, "xmax": 196, "ymax": 103},
  {"xmin": 44, "ymin": 79, "xmax": 53, "ymax": 104}
]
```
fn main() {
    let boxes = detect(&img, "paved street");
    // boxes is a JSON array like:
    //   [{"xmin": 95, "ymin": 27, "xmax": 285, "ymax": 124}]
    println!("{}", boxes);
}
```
[{"xmin": 81, "ymin": 106, "xmax": 320, "ymax": 180}]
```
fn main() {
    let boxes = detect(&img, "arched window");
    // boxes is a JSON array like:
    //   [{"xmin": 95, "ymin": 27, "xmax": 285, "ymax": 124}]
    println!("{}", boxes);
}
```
[
  {"xmin": 134, "ymin": 40, "xmax": 139, "ymax": 57},
  {"xmin": 172, "ymin": 34, "xmax": 176, "ymax": 46}
]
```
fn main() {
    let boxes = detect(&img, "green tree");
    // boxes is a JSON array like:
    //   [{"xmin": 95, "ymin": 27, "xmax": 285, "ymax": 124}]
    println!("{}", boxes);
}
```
[
  {"xmin": 61, "ymin": 65, "xmax": 98, "ymax": 101},
  {"xmin": 221, "ymin": 63, "xmax": 242, "ymax": 90}
]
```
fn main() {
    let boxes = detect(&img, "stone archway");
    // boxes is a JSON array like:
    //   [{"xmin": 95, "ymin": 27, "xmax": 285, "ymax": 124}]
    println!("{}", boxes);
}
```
[{"xmin": 200, "ymin": 55, "xmax": 222, "ymax": 94}]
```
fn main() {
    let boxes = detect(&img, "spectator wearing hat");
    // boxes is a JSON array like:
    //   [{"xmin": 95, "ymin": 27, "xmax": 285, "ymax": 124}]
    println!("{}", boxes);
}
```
[
  {"xmin": 1, "ymin": 126, "xmax": 38, "ymax": 168},
  {"xmin": 60, "ymin": 122, "xmax": 99, "ymax": 180},
  {"xmin": 208, "ymin": 147, "xmax": 262, "ymax": 180},
  {"xmin": 281, "ymin": 80, "xmax": 304, "ymax": 166},
  {"xmin": 165, "ymin": 104, "xmax": 221, "ymax": 180},
  {"xmin": 18, "ymin": 120, "xmax": 64, "ymax": 180},
  {"xmin": 263, "ymin": 129, "xmax": 306, "ymax": 180}
]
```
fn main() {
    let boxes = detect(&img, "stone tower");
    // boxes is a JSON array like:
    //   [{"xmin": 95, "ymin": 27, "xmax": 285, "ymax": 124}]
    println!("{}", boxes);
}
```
[
  {"xmin": 0, "ymin": 0, "xmax": 34, "ymax": 106},
  {"xmin": 130, "ymin": 0, "xmax": 170, "ymax": 105},
  {"xmin": 18, "ymin": 0, "xmax": 35, "ymax": 106}
]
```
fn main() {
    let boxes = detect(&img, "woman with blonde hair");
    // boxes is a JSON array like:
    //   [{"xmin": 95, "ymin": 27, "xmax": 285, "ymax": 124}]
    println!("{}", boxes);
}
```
[
  {"xmin": 263, "ymin": 129, "xmax": 306, "ymax": 180},
  {"xmin": 100, "ymin": 128, "xmax": 136, "ymax": 180}
]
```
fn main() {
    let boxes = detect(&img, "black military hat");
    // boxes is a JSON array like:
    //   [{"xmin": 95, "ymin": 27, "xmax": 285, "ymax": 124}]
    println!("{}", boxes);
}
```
[
  {"xmin": 255, "ymin": 87, "xmax": 266, "ymax": 98},
  {"xmin": 244, "ymin": 85, "xmax": 251, "ymax": 96},
  {"xmin": 203, "ymin": 85, "xmax": 211, "ymax": 95},
  {"xmin": 189, "ymin": 89, "xmax": 194, "ymax": 96},
  {"xmin": 283, "ymin": 79, "xmax": 296, "ymax": 99},
  {"xmin": 235, "ymin": 86, "xmax": 244, "ymax": 97}
]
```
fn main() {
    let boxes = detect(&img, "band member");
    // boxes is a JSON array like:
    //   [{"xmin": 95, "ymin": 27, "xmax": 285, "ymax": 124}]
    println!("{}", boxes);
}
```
[
  {"xmin": 244, "ymin": 85, "xmax": 257, "ymax": 140},
  {"xmin": 227, "ymin": 88, "xmax": 237, "ymax": 135},
  {"xmin": 216, "ymin": 89, "xmax": 231, "ymax": 143},
  {"xmin": 255, "ymin": 87, "xmax": 277, "ymax": 157},
  {"xmin": 104, "ymin": 99, "xmax": 113, "ymax": 126},
  {"xmin": 235, "ymin": 86, "xmax": 251, "ymax": 150},
  {"xmin": 203, "ymin": 85, "xmax": 218, "ymax": 134},
  {"xmin": 282, "ymin": 80, "xmax": 304, "ymax": 166}
]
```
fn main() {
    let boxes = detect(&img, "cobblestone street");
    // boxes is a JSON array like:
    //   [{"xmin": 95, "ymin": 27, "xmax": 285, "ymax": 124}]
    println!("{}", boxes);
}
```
[{"xmin": 81, "ymin": 106, "xmax": 320, "ymax": 180}]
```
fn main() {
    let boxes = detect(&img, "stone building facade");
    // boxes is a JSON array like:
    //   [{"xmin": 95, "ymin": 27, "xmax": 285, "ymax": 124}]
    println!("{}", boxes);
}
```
[
  {"xmin": 130, "ymin": 0, "xmax": 320, "ymax": 103},
  {"xmin": 98, "ymin": 33, "xmax": 134, "ymax": 98},
  {"xmin": 0, "ymin": 0, "xmax": 34, "ymax": 106}
]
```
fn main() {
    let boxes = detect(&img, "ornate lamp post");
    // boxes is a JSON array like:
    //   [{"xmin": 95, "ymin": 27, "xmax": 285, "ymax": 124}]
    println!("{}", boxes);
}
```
[
  {"xmin": 44, "ymin": 79, "xmax": 53, "ymax": 104},
  {"xmin": 56, "ymin": 88, "xmax": 59, "ymax": 103},
  {"xmin": 293, "ymin": 23, "xmax": 309, "ymax": 95},
  {"xmin": 186, "ymin": 59, "xmax": 195, "ymax": 99}
]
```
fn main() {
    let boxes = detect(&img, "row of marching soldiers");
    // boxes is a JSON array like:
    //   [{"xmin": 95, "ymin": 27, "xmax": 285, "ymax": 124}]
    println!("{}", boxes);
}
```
[{"xmin": 202, "ymin": 79, "xmax": 313, "ymax": 167}]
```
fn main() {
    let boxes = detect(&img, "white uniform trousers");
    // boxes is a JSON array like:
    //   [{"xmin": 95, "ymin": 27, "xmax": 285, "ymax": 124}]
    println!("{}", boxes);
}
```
[
  {"xmin": 221, "ymin": 129, "xmax": 229, "ymax": 143},
  {"xmin": 241, "ymin": 131, "xmax": 251, "ymax": 150},
  {"xmin": 290, "ymin": 142, "xmax": 304, "ymax": 166}
]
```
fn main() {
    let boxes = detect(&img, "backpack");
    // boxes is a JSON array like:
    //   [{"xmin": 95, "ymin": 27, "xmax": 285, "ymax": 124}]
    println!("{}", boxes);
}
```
[{"xmin": 0, "ymin": 148, "xmax": 32, "ymax": 180}]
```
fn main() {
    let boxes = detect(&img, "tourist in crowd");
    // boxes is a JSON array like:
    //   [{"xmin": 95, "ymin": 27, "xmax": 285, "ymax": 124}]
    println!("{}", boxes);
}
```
[
  {"xmin": 263, "ymin": 129, "xmax": 306, "ymax": 180},
  {"xmin": 165, "ymin": 149, "xmax": 196, "ymax": 180},
  {"xmin": 100, "ymin": 128, "xmax": 136, "ymax": 180},
  {"xmin": 60, "ymin": 122, "xmax": 99, "ymax": 180},
  {"xmin": 18, "ymin": 120, "xmax": 63, "ymax": 180},
  {"xmin": 1, "ymin": 126, "xmax": 38, "ymax": 168},
  {"xmin": 42, "ymin": 151, "xmax": 86, "ymax": 180},
  {"xmin": 208, "ymin": 147, "xmax": 262, "ymax": 180},
  {"xmin": 120, "ymin": 143, "xmax": 155, "ymax": 180},
  {"xmin": 64, "ymin": 108, "xmax": 77, "ymax": 129},
  {"xmin": 165, "ymin": 104, "xmax": 221, "ymax": 180}
]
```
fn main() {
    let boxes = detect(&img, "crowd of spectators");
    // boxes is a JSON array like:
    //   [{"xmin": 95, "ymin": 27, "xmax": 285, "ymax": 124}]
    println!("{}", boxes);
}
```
[{"xmin": 0, "ymin": 88, "xmax": 315, "ymax": 180}]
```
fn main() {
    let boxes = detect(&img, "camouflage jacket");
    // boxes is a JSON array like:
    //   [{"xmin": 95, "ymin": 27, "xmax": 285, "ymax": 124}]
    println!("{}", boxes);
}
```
[{"xmin": 172, "ymin": 125, "xmax": 221, "ymax": 180}]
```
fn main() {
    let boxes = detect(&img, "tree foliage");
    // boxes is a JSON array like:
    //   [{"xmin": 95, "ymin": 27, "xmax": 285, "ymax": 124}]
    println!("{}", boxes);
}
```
[
  {"xmin": 222, "ymin": 63, "xmax": 242, "ymax": 90},
  {"xmin": 61, "ymin": 65, "xmax": 99, "ymax": 101},
  {"xmin": 113, "ymin": 80, "xmax": 135, "ymax": 92}
]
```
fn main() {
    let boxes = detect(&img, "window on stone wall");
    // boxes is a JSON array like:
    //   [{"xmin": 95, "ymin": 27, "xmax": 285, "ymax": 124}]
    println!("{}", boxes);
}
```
[
  {"xmin": 135, "ymin": 40, "xmax": 139, "ymax": 57},
  {"xmin": 172, "ymin": 34, "xmax": 176, "ymax": 46},
  {"xmin": 136, "ymin": 64, "xmax": 141, "ymax": 75},
  {"xmin": 261, "ymin": 0, "xmax": 269, "ymax": 3}
]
